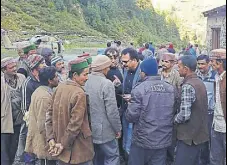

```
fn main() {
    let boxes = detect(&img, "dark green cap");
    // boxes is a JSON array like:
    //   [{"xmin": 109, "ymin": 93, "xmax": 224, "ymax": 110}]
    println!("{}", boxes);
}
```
[
  {"xmin": 68, "ymin": 58, "xmax": 88, "ymax": 72},
  {"xmin": 23, "ymin": 44, "xmax": 36, "ymax": 54}
]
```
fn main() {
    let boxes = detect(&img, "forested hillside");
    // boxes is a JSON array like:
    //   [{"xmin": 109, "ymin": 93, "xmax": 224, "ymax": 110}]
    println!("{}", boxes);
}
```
[{"xmin": 1, "ymin": 0, "xmax": 191, "ymax": 49}]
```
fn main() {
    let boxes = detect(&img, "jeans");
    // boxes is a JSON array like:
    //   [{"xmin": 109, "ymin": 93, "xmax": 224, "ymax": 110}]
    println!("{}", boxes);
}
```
[
  {"xmin": 16, "ymin": 122, "xmax": 27, "ymax": 160},
  {"xmin": 1, "ymin": 125, "xmax": 21, "ymax": 165},
  {"xmin": 122, "ymin": 112, "xmax": 133, "ymax": 154},
  {"xmin": 128, "ymin": 143, "xmax": 167, "ymax": 165},
  {"xmin": 199, "ymin": 113, "xmax": 213, "ymax": 165},
  {"xmin": 210, "ymin": 128, "xmax": 226, "ymax": 165},
  {"xmin": 93, "ymin": 139, "xmax": 120, "ymax": 165},
  {"xmin": 16, "ymin": 122, "xmax": 36, "ymax": 164},
  {"xmin": 175, "ymin": 140, "xmax": 203, "ymax": 165}
]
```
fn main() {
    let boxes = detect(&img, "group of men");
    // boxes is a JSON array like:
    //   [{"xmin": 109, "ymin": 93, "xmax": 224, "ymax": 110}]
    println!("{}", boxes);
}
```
[{"xmin": 1, "ymin": 42, "xmax": 226, "ymax": 165}]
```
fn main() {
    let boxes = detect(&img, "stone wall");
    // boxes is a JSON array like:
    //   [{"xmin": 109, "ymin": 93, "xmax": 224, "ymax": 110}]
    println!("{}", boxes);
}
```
[{"xmin": 205, "ymin": 15, "xmax": 226, "ymax": 51}]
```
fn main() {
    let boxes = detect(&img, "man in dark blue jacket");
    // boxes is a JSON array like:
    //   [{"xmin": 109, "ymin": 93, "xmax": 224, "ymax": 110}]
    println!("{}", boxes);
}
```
[{"xmin": 126, "ymin": 58, "xmax": 176, "ymax": 165}]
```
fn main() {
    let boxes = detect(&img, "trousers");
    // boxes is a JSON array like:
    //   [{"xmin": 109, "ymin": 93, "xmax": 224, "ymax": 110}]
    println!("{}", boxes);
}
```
[
  {"xmin": 1, "ymin": 125, "xmax": 21, "ymax": 165},
  {"xmin": 210, "ymin": 128, "xmax": 226, "ymax": 165},
  {"xmin": 128, "ymin": 143, "xmax": 167, "ymax": 165},
  {"xmin": 174, "ymin": 140, "xmax": 203, "ymax": 165},
  {"xmin": 93, "ymin": 139, "xmax": 120, "ymax": 165}
]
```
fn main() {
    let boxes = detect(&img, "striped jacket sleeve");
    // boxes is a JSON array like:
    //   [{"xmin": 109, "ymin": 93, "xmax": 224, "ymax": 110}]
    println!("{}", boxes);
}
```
[{"xmin": 21, "ymin": 77, "xmax": 31, "ymax": 115}]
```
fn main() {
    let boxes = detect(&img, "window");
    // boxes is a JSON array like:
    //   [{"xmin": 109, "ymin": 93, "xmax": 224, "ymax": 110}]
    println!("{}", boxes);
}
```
[{"xmin": 212, "ymin": 28, "xmax": 221, "ymax": 49}]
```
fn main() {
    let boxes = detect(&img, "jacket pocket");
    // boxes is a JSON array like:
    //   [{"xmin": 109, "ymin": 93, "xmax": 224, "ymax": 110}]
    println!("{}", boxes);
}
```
[{"xmin": 91, "ymin": 123, "xmax": 103, "ymax": 137}]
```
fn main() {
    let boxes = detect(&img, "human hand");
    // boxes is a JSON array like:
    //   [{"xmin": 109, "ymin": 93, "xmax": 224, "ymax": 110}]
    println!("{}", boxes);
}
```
[
  {"xmin": 48, "ymin": 139, "xmax": 56, "ymax": 148},
  {"xmin": 115, "ymin": 132, "xmax": 121, "ymax": 139},
  {"xmin": 48, "ymin": 143, "xmax": 64, "ymax": 157},
  {"xmin": 113, "ymin": 75, "xmax": 121, "ymax": 87},
  {"xmin": 123, "ymin": 94, "xmax": 131, "ymax": 102}
]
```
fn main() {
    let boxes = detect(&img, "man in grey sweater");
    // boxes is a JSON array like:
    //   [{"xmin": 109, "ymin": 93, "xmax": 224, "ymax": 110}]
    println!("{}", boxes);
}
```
[{"xmin": 85, "ymin": 55, "xmax": 122, "ymax": 165}]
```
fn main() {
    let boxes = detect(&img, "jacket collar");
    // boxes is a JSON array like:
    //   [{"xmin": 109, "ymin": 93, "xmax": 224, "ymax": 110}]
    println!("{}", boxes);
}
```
[
  {"xmin": 40, "ymin": 86, "xmax": 54, "ymax": 95},
  {"xmin": 182, "ymin": 73, "xmax": 198, "ymax": 84},
  {"xmin": 196, "ymin": 67, "xmax": 214, "ymax": 80},
  {"xmin": 66, "ymin": 79, "xmax": 84, "ymax": 90},
  {"xmin": 144, "ymin": 76, "xmax": 161, "ymax": 81},
  {"xmin": 91, "ymin": 72, "xmax": 106, "ymax": 78}
]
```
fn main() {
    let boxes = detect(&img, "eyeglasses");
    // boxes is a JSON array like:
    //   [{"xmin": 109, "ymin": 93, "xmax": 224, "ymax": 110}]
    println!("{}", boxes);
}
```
[{"xmin": 121, "ymin": 59, "xmax": 132, "ymax": 64}]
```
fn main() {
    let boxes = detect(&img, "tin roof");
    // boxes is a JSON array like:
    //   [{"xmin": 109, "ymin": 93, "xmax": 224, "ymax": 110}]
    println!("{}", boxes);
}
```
[{"xmin": 203, "ymin": 5, "xmax": 226, "ymax": 17}]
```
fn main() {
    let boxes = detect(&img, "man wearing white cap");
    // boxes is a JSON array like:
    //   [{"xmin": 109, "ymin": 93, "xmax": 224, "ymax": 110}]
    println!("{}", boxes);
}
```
[
  {"xmin": 85, "ymin": 55, "xmax": 122, "ymax": 165},
  {"xmin": 1, "ymin": 57, "xmax": 26, "ymax": 165}
]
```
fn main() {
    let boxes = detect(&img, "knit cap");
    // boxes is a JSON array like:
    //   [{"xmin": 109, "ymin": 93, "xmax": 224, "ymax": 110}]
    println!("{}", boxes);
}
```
[
  {"xmin": 1, "ymin": 57, "xmax": 16, "ymax": 69},
  {"xmin": 140, "ymin": 57, "xmax": 158, "ymax": 76},
  {"xmin": 68, "ymin": 58, "xmax": 88, "ymax": 72},
  {"xmin": 78, "ymin": 53, "xmax": 92, "ymax": 65},
  {"xmin": 37, "ymin": 47, "xmax": 54, "ymax": 58},
  {"xmin": 91, "ymin": 55, "xmax": 111, "ymax": 72},
  {"xmin": 26, "ymin": 54, "xmax": 44, "ymax": 69},
  {"xmin": 51, "ymin": 56, "xmax": 63, "ymax": 66},
  {"xmin": 209, "ymin": 49, "xmax": 226, "ymax": 60}
]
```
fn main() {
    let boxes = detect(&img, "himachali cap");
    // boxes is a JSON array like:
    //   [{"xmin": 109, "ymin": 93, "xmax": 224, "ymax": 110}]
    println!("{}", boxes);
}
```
[
  {"xmin": 23, "ymin": 44, "xmax": 36, "ymax": 55},
  {"xmin": 68, "ymin": 58, "xmax": 88, "ymax": 72},
  {"xmin": 209, "ymin": 49, "xmax": 226, "ymax": 60},
  {"xmin": 78, "ymin": 53, "xmax": 92, "ymax": 65},
  {"xmin": 1, "ymin": 57, "xmax": 16, "ymax": 69},
  {"xmin": 26, "ymin": 54, "xmax": 44, "ymax": 69},
  {"xmin": 161, "ymin": 53, "xmax": 176, "ymax": 61}
]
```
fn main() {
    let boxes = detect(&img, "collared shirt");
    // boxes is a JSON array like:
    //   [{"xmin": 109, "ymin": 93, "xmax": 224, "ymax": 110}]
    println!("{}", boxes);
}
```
[
  {"xmin": 124, "ymin": 66, "xmax": 139, "ymax": 94},
  {"xmin": 4, "ymin": 74, "xmax": 18, "ymax": 88},
  {"xmin": 213, "ymin": 71, "xmax": 226, "ymax": 133},
  {"xmin": 175, "ymin": 84, "xmax": 196, "ymax": 124},
  {"xmin": 196, "ymin": 68, "xmax": 216, "ymax": 113},
  {"xmin": 159, "ymin": 68, "xmax": 183, "ymax": 89},
  {"xmin": 124, "ymin": 71, "xmax": 135, "ymax": 94}
]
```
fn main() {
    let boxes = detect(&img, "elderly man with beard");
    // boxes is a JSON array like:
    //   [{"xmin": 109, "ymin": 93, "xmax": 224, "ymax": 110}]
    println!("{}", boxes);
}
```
[
  {"xmin": 51, "ymin": 56, "xmax": 65, "ymax": 82},
  {"xmin": 46, "ymin": 58, "xmax": 94, "ymax": 165},
  {"xmin": 1, "ymin": 57, "xmax": 26, "ymax": 165}
]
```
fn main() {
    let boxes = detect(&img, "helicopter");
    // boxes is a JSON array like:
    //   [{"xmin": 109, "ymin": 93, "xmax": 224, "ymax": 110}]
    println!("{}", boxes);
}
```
[{"xmin": 1, "ymin": 29, "xmax": 64, "ymax": 56}]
